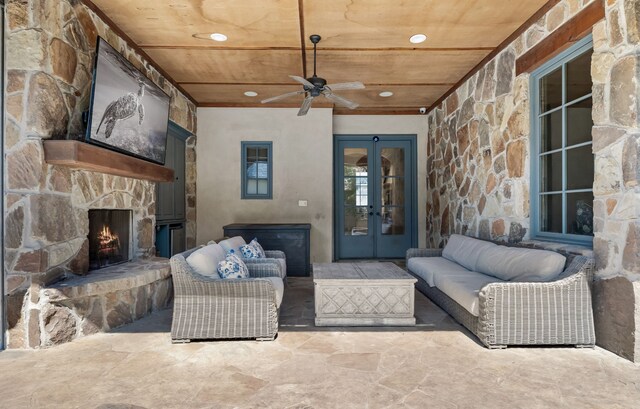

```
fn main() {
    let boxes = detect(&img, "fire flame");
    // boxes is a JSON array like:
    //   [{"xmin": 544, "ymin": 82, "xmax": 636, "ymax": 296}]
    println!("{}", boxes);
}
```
[{"xmin": 98, "ymin": 225, "xmax": 119, "ymax": 248}]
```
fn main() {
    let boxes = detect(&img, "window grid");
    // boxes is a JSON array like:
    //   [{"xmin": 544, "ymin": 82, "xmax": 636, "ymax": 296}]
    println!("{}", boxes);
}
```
[
  {"xmin": 241, "ymin": 142, "xmax": 272, "ymax": 200},
  {"xmin": 531, "ymin": 36, "xmax": 593, "ymax": 245}
]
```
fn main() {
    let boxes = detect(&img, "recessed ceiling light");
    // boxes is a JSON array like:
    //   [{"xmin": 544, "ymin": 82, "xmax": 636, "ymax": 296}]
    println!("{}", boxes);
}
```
[
  {"xmin": 379, "ymin": 91, "xmax": 394, "ymax": 97},
  {"xmin": 209, "ymin": 33, "xmax": 228, "ymax": 42},
  {"xmin": 244, "ymin": 91, "xmax": 258, "ymax": 97},
  {"xmin": 409, "ymin": 34, "xmax": 427, "ymax": 44}
]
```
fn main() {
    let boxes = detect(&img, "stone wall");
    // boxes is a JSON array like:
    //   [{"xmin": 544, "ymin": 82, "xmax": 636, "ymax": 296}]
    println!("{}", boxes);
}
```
[
  {"xmin": 425, "ymin": 0, "xmax": 640, "ymax": 362},
  {"xmin": 590, "ymin": 0, "xmax": 640, "ymax": 362},
  {"xmin": 4, "ymin": 0, "xmax": 197, "ymax": 348},
  {"xmin": 426, "ymin": 0, "xmax": 597, "ymax": 248}
]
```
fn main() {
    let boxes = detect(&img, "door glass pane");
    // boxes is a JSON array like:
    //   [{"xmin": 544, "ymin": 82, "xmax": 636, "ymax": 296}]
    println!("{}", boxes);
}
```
[
  {"xmin": 344, "ymin": 176, "xmax": 368, "ymax": 206},
  {"xmin": 381, "ymin": 207, "xmax": 405, "ymax": 235},
  {"xmin": 567, "ymin": 192, "xmax": 594, "ymax": 236},
  {"xmin": 381, "ymin": 177, "xmax": 404, "ymax": 206},
  {"xmin": 567, "ymin": 146, "xmax": 594, "ymax": 190},
  {"xmin": 540, "ymin": 110, "xmax": 562, "ymax": 152},
  {"xmin": 541, "ymin": 194, "xmax": 562, "ymax": 233},
  {"xmin": 540, "ymin": 152, "xmax": 562, "ymax": 192},
  {"xmin": 540, "ymin": 67, "xmax": 562, "ymax": 113},
  {"xmin": 257, "ymin": 179, "xmax": 268, "ymax": 195},
  {"xmin": 566, "ymin": 49, "xmax": 593, "ymax": 103},
  {"xmin": 344, "ymin": 148, "xmax": 367, "ymax": 176},
  {"xmin": 344, "ymin": 206, "xmax": 368, "ymax": 235},
  {"xmin": 567, "ymin": 97, "xmax": 593, "ymax": 146},
  {"xmin": 247, "ymin": 179, "xmax": 257, "ymax": 195},
  {"xmin": 380, "ymin": 148, "xmax": 404, "ymax": 177}
]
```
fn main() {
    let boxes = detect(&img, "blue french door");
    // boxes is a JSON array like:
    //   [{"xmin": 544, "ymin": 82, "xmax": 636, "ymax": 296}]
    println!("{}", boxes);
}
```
[{"xmin": 335, "ymin": 136, "xmax": 416, "ymax": 259}]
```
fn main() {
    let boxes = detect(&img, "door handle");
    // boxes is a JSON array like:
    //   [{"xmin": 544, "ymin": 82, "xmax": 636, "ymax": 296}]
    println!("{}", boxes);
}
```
[
  {"xmin": 376, "ymin": 212, "xmax": 381, "ymax": 216},
  {"xmin": 369, "ymin": 212, "xmax": 373, "ymax": 216}
]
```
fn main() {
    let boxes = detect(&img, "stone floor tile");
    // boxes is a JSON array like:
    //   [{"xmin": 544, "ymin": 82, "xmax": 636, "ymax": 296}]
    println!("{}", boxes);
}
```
[{"xmin": 0, "ymin": 277, "xmax": 639, "ymax": 408}]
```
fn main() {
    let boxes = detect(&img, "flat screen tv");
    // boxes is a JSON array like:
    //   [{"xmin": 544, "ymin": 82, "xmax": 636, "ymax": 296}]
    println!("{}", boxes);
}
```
[{"xmin": 86, "ymin": 37, "xmax": 170, "ymax": 165}]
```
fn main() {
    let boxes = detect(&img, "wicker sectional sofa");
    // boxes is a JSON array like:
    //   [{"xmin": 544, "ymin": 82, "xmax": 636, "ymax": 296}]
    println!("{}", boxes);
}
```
[{"xmin": 407, "ymin": 234, "xmax": 596, "ymax": 349}]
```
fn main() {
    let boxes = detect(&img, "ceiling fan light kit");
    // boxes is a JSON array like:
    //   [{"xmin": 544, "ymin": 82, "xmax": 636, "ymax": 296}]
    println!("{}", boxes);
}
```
[{"xmin": 261, "ymin": 34, "xmax": 365, "ymax": 116}]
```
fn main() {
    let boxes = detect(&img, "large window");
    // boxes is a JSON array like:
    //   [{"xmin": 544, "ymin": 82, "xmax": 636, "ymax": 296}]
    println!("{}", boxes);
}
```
[
  {"xmin": 241, "ymin": 141, "xmax": 272, "ymax": 199},
  {"xmin": 531, "ymin": 36, "xmax": 594, "ymax": 245}
]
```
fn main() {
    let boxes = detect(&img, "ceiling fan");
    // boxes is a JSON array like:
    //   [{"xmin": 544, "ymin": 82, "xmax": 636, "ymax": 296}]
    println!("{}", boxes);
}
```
[{"xmin": 261, "ymin": 34, "xmax": 365, "ymax": 116}]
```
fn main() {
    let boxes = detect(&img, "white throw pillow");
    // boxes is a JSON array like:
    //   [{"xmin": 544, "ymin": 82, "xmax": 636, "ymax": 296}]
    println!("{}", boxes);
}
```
[
  {"xmin": 186, "ymin": 244, "xmax": 226, "ymax": 278},
  {"xmin": 219, "ymin": 236, "xmax": 247, "ymax": 255}
]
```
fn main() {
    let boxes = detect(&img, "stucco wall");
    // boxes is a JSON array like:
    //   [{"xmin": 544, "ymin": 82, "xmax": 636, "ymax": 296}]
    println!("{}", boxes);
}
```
[
  {"xmin": 332, "ymin": 115, "xmax": 429, "ymax": 248},
  {"xmin": 196, "ymin": 108, "xmax": 334, "ymax": 263}
]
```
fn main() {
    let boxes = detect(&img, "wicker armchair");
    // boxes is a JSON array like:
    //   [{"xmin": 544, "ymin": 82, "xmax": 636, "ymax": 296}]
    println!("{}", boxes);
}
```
[
  {"xmin": 170, "ymin": 247, "xmax": 282, "ymax": 343},
  {"xmin": 407, "ymin": 248, "xmax": 596, "ymax": 349}
]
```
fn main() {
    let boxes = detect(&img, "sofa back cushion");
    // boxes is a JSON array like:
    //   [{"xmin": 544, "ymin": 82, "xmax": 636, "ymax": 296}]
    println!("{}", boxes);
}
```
[
  {"xmin": 476, "ymin": 246, "xmax": 566, "ymax": 282},
  {"xmin": 442, "ymin": 234, "xmax": 497, "ymax": 271},
  {"xmin": 186, "ymin": 243, "xmax": 226, "ymax": 278},
  {"xmin": 218, "ymin": 236, "xmax": 247, "ymax": 255}
]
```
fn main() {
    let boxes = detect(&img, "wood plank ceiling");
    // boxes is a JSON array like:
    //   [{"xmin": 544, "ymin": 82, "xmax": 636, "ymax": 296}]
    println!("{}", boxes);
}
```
[{"xmin": 89, "ymin": 0, "xmax": 552, "ymax": 114}]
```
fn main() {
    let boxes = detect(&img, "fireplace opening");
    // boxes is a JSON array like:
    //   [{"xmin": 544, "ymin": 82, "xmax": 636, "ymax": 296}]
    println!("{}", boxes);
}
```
[{"xmin": 88, "ymin": 210, "xmax": 132, "ymax": 270}]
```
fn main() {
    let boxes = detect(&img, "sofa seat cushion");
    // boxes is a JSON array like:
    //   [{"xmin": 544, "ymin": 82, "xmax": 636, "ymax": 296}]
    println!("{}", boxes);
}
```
[
  {"xmin": 442, "ymin": 234, "xmax": 497, "ymax": 271},
  {"xmin": 476, "ymin": 246, "xmax": 566, "ymax": 282},
  {"xmin": 219, "ymin": 236, "xmax": 247, "ymax": 255},
  {"xmin": 434, "ymin": 271, "xmax": 503, "ymax": 316},
  {"xmin": 186, "ymin": 244, "xmax": 226, "ymax": 278},
  {"xmin": 407, "ymin": 257, "xmax": 471, "ymax": 287},
  {"xmin": 257, "ymin": 277, "xmax": 284, "ymax": 308}
]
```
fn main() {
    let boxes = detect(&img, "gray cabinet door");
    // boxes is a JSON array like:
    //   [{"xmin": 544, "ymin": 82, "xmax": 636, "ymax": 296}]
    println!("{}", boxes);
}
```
[
  {"xmin": 156, "ymin": 133, "xmax": 175, "ymax": 220},
  {"xmin": 174, "ymin": 136, "xmax": 186, "ymax": 219}
]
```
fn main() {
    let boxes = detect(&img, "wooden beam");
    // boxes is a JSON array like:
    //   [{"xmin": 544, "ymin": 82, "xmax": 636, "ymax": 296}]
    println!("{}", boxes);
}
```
[
  {"xmin": 179, "ymin": 82, "xmax": 456, "ymax": 86},
  {"xmin": 427, "ymin": 0, "xmax": 562, "ymax": 114},
  {"xmin": 334, "ymin": 108, "xmax": 421, "ymax": 115},
  {"xmin": 298, "ymin": 0, "xmax": 307, "ymax": 78},
  {"xmin": 140, "ymin": 45, "xmax": 495, "ymax": 52},
  {"xmin": 516, "ymin": 0, "xmax": 605, "ymax": 75},
  {"xmin": 43, "ymin": 141, "xmax": 174, "ymax": 183},
  {"xmin": 80, "ymin": 0, "xmax": 198, "ymax": 106}
]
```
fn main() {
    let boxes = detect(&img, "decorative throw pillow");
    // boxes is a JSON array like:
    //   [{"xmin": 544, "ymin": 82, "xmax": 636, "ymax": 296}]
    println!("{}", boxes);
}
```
[
  {"xmin": 249, "ymin": 238, "xmax": 266, "ymax": 258},
  {"xmin": 217, "ymin": 254, "xmax": 249, "ymax": 279},
  {"xmin": 240, "ymin": 243, "xmax": 263, "ymax": 259}
]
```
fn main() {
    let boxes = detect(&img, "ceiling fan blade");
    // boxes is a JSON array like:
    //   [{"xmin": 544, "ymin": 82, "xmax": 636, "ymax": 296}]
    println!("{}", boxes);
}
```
[
  {"xmin": 297, "ymin": 95, "xmax": 314, "ymax": 116},
  {"xmin": 261, "ymin": 90, "xmax": 304, "ymax": 104},
  {"xmin": 323, "ymin": 92, "xmax": 359, "ymax": 110},
  {"xmin": 325, "ymin": 81, "xmax": 365, "ymax": 91},
  {"xmin": 289, "ymin": 75, "xmax": 315, "ymax": 88}
]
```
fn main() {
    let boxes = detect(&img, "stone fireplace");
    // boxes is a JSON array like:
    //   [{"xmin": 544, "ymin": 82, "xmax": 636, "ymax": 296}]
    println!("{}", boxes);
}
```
[{"xmin": 88, "ymin": 209, "xmax": 132, "ymax": 270}]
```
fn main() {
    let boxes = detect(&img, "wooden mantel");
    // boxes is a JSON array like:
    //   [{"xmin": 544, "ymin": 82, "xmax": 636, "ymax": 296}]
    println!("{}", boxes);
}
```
[{"xmin": 43, "ymin": 140, "xmax": 174, "ymax": 183}]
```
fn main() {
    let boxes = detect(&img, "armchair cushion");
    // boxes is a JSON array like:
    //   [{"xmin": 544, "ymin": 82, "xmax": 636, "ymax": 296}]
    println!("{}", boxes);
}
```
[
  {"xmin": 258, "ymin": 277, "xmax": 284, "ymax": 307},
  {"xmin": 186, "ymin": 243, "xmax": 226, "ymax": 278},
  {"xmin": 217, "ymin": 254, "xmax": 249, "ymax": 279}
]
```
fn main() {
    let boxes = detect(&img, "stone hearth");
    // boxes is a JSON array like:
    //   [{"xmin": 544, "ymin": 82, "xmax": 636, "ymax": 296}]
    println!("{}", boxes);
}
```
[{"xmin": 35, "ymin": 258, "xmax": 172, "ymax": 346}]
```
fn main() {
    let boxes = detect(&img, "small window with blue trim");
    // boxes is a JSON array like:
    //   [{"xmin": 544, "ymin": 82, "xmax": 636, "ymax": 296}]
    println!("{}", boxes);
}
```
[
  {"xmin": 241, "ymin": 141, "xmax": 272, "ymax": 199},
  {"xmin": 530, "ymin": 35, "xmax": 593, "ymax": 245}
]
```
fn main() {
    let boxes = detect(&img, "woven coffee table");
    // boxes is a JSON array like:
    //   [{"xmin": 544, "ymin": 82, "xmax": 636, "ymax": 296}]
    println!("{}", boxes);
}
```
[{"xmin": 313, "ymin": 262, "xmax": 417, "ymax": 326}]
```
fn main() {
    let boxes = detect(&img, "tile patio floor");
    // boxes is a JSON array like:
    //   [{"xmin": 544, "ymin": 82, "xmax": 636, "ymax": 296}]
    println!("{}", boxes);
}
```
[{"xmin": 0, "ymin": 278, "xmax": 639, "ymax": 408}]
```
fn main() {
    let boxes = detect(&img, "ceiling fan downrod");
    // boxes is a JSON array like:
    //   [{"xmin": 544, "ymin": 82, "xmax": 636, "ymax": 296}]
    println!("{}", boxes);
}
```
[{"xmin": 310, "ymin": 34, "xmax": 321, "ymax": 78}]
